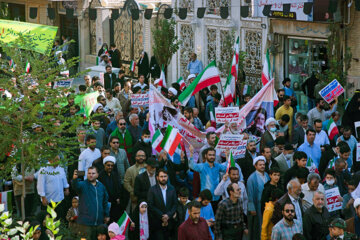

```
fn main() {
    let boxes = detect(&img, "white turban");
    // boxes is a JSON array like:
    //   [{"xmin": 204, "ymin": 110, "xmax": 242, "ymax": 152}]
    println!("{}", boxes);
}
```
[
  {"xmin": 93, "ymin": 103, "xmax": 103, "ymax": 113},
  {"xmin": 253, "ymin": 156, "xmax": 266, "ymax": 166},
  {"xmin": 103, "ymin": 156, "xmax": 116, "ymax": 165},
  {"xmin": 354, "ymin": 198, "xmax": 360, "ymax": 209},
  {"xmin": 265, "ymin": 117, "xmax": 277, "ymax": 127},
  {"xmin": 169, "ymin": 87, "xmax": 178, "ymax": 96},
  {"xmin": 186, "ymin": 74, "xmax": 196, "ymax": 81}
]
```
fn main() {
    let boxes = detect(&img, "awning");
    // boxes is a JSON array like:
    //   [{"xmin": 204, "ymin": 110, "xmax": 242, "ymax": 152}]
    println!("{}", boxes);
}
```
[{"xmin": 271, "ymin": 19, "xmax": 330, "ymax": 39}]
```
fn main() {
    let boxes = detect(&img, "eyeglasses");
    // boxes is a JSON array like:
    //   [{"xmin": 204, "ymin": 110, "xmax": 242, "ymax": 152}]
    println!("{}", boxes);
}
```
[
  {"xmin": 118, "ymin": 123, "xmax": 126, "ymax": 126},
  {"xmin": 284, "ymin": 209, "xmax": 295, "ymax": 213},
  {"xmin": 111, "ymin": 142, "xmax": 119, "ymax": 144}
]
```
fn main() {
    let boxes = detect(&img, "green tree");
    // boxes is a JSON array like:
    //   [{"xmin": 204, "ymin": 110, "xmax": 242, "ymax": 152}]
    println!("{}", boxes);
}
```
[
  {"xmin": 0, "ymin": 35, "xmax": 83, "ymax": 220},
  {"xmin": 152, "ymin": 19, "xmax": 182, "ymax": 78}
]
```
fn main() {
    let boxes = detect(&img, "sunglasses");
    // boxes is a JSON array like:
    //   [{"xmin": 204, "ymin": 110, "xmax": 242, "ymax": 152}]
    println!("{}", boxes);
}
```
[
  {"xmin": 111, "ymin": 141, "xmax": 119, "ymax": 144},
  {"xmin": 284, "ymin": 209, "xmax": 295, "ymax": 213},
  {"xmin": 118, "ymin": 123, "xmax": 126, "ymax": 126}
]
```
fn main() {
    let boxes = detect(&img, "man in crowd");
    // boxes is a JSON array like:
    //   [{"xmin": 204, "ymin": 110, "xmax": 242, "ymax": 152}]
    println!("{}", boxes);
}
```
[
  {"xmin": 105, "ymin": 89, "xmax": 121, "ymax": 113},
  {"xmin": 303, "ymin": 191, "xmax": 330, "ymax": 240},
  {"xmin": 86, "ymin": 117, "xmax": 106, "ymax": 149},
  {"xmin": 272, "ymin": 178, "xmax": 304, "ymax": 226},
  {"xmin": 178, "ymin": 201, "xmax": 212, "ymax": 240},
  {"xmin": 104, "ymin": 65, "xmax": 118, "ymax": 90},
  {"xmin": 72, "ymin": 168, "xmax": 109, "ymax": 239},
  {"xmin": 298, "ymin": 129, "xmax": 322, "ymax": 169},
  {"xmin": 109, "ymin": 136, "xmax": 129, "ymax": 184},
  {"xmin": 271, "ymin": 202, "xmax": 302, "ymax": 240},
  {"xmin": 292, "ymin": 114, "xmax": 311, "ymax": 147},
  {"xmin": 339, "ymin": 126, "xmax": 358, "ymax": 169},
  {"xmin": 247, "ymin": 156, "xmax": 270, "ymax": 240},
  {"xmin": 110, "ymin": 118, "xmax": 133, "ymax": 161},
  {"xmin": 237, "ymin": 139, "xmax": 257, "ymax": 183},
  {"xmin": 92, "ymin": 146, "xmax": 111, "ymax": 175},
  {"xmin": 301, "ymin": 173, "xmax": 325, "ymax": 210},
  {"xmin": 147, "ymin": 169, "xmax": 178, "ymax": 239},
  {"xmin": 329, "ymin": 218, "xmax": 357, "ymax": 239},
  {"xmin": 313, "ymin": 119, "xmax": 330, "ymax": 147},
  {"xmin": 275, "ymin": 95, "xmax": 294, "ymax": 137},
  {"xmin": 134, "ymin": 157, "xmax": 157, "ymax": 203},
  {"xmin": 199, "ymin": 132, "xmax": 222, "ymax": 163},
  {"xmin": 128, "ymin": 113, "xmax": 143, "ymax": 143},
  {"xmin": 123, "ymin": 149, "xmax": 147, "ymax": 210},
  {"xmin": 133, "ymin": 129, "xmax": 152, "ymax": 159},
  {"xmin": 78, "ymin": 135, "xmax": 101, "ymax": 178},
  {"xmin": 187, "ymin": 53, "xmax": 203, "ymax": 75},
  {"xmin": 307, "ymin": 98, "xmax": 338, "ymax": 127},
  {"xmin": 275, "ymin": 144, "xmax": 294, "ymax": 187},
  {"xmin": 261, "ymin": 146, "xmax": 280, "ymax": 173},
  {"xmin": 215, "ymin": 183, "xmax": 247, "ymax": 240},
  {"xmin": 184, "ymin": 106, "xmax": 204, "ymax": 131}
]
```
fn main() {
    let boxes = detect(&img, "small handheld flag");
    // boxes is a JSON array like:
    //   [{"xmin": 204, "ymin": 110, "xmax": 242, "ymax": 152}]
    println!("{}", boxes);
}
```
[
  {"xmin": 25, "ymin": 60, "xmax": 31, "ymax": 73},
  {"xmin": 326, "ymin": 118, "xmax": 339, "ymax": 140},
  {"xmin": 306, "ymin": 157, "xmax": 319, "ymax": 174},
  {"xmin": 226, "ymin": 152, "xmax": 236, "ymax": 173},
  {"xmin": 152, "ymin": 129, "xmax": 164, "ymax": 153},
  {"xmin": 177, "ymin": 77, "xmax": 186, "ymax": 91},
  {"xmin": 160, "ymin": 125, "xmax": 183, "ymax": 156},
  {"xmin": 129, "ymin": 60, "xmax": 136, "ymax": 72},
  {"xmin": 117, "ymin": 211, "xmax": 131, "ymax": 235}
]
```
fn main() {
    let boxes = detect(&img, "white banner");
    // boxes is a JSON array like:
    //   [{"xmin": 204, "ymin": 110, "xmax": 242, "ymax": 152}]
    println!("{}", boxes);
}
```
[
  {"xmin": 231, "ymin": 140, "xmax": 248, "ymax": 158},
  {"xmin": 54, "ymin": 78, "xmax": 73, "ymax": 89},
  {"xmin": 215, "ymin": 134, "xmax": 244, "ymax": 151},
  {"xmin": 215, "ymin": 107, "xmax": 240, "ymax": 123},
  {"xmin": 325, "ymin": 187, "xmax": 342, "ymax": 212},
  {"xmin": 131, "ymin": 94, "xmax": 149, "ymax": 108}
]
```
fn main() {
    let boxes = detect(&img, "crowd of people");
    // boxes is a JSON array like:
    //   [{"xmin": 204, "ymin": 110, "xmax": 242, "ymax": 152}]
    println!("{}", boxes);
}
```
[{"xmin": 1, "ymin": 44, "xmax": 360, "ymax": 240}]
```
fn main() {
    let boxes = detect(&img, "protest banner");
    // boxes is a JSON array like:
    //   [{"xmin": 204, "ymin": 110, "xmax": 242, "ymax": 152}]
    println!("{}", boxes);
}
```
[
  {"xmin": 0, "ymin": 19, "xmax": 58, "ymax": 55},
  {"xmin": 54, "ymin": 78, "xmax": 73, "ymax": 89},
  {"xmin": 357, "ymin": 143, "xmax": 360, "ymax": 162},
  {"xmin": 215, "ymin": 134, "xmax": 244, "ymax": 151},
  {"xmin": 215, "ymin": 107, "xmax": 240, "ymax": 123},
  {"xmin": 131, "ymin": 93, "xmax": 149, "ymax": 108},
  {"xmin": 325, "ymin": 187, "xmax": 342, "ymax": 212},
  {"xmin": 319, "ymin": 79, "xmax": 344, "ymax": 104},
  {"xmin": 231, "ymin": 140, "xmax": 247, "ymax": 158},
  {"xmin": 74, "ymin": 91, "xmax": 99, "ymax": 118}
]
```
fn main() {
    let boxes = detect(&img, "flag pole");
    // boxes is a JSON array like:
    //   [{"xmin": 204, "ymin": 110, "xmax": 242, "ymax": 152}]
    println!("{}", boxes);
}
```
[{"xmin": 218, "ymin": 80, "xmax": 226, "ymax": 104}]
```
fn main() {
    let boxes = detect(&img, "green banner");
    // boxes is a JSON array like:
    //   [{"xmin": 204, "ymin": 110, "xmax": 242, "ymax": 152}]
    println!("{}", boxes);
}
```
[
  {"xmin": 75, "ymin": 92, "xmax": 100, "ymax": 119},
  {"xmin": 0, "ymin": 19, "xmax": 58, "ymax": 55}
]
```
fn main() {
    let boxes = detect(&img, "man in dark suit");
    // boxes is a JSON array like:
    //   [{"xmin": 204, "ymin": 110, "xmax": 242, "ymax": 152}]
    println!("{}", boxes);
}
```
[
  {"xmin": 147, "ymin": 169, "xmax": 178, "ymax": 240},
  {"xmin": 271, "ymin": 178, "xmax": 304, "ymax": 226},
  {"xmin": 134, "ymin": 158, "xmax": 157, "ymax": 203},
  {"xmin": 104, "ymin": 65, "xmax": 118, "ymax": 90},
  {"xmin": 236, "ymin": 139, "xmax": 257, "ymax": 183},
  {"xmin": 292, "ymin": 114, "xmax": 311, "ymax": 147},
  {"xmin": 109, "ymin": 43, "xmax": 121, "ymax": 68}
]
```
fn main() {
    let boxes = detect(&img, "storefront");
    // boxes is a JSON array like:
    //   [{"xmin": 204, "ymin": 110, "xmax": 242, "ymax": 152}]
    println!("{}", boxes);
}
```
[{"xmin": 270, "ymin": 19, "xmax": 330, "ymax": 113}]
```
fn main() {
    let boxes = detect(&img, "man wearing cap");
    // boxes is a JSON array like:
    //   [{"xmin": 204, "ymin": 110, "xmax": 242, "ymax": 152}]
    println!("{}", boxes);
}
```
[
  {"xmin": 97, "ymin": 155, "xmax": 123, "ymax": 222},
  {"xmin": 260, "ymin": 117, "xmax": 278, "ymax": 150},
  {"xmin": 134, "ymin": 157, "xmax": 158, "ymax": 203},
  {"xmin": 187, "ymin": 53, "xmax": 203, "ymax": 75},
  {"xmin": 346, "ymin": 198, "xmax": 360, "ymax": 237},
  {"xmin": 246, "ymin": 156, "xmax": 270, "ymax": 240},
  {"xmin": 329, "ymin": 218, "xmax": 357, "ymax": 240}
]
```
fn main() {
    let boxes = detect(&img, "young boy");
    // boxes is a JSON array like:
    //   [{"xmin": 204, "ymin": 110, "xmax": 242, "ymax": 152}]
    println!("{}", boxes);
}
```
[
  {"xmin": 66, "ymin": 196, "xmax": 80, "ymax": 236},
  {"xmin": 342, "ymin": 179, "xmax": 357, "ymax": 220},
  {"xmin": 260, "ymin": 167, "xmax": 284, "ymax": 212},
  {"xmin": 175, "ymin": 187, "xmax": 190, "ymax": 226},
  {"xmin": 323, "ymin": 168, "xmax": 343, "ymax": 218}
]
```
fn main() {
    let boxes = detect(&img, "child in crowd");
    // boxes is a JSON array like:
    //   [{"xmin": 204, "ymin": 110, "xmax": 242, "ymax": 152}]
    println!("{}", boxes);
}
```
[
  {"xmin": 66, "ymin": 196, "xmax": 80, "ymax": 236},
  {"xmin": 130, "ymin": 202, "xmax": 149, "ymax": 240},
  {"xmin": 108, "ymin": 222, "xmax": 125, "ymax": 240}
]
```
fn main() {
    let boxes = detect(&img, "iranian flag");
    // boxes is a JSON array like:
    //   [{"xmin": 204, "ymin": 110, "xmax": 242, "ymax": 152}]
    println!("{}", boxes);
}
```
[
  {"xmin": 178, "ymin": 61, "xmax": 221, "ymax": 106},
  {"xmin": 328, "ymin": 157, "xmax": 336, "ymax": 169},
  {"xmin": 152, "ymin": 129, "xmax": 164, "ymax": 153},
  {"xmin": 226, "ymin": 152, "xmax": 236, "ymax": 173},
  {"xmin": 160, "ymin": 125, "xmax": 183, "ymax": 156},
  {"xmin": 129, "ymin": 60, "xmax": 136, "ymax": 72},
  {"xmin": 157, "ymin": 65, "xmax": 166, "ymax": 87},
  {"xmin": 9, "ymin": 59, "xmax": 14, "ymax": 69},
  {"xmin": 326, "ymin": 118, "xmax": 339, "ymax": 140},
  {"xmin": 306, "ymin": 157, "xmax": 319, "ymax": 174},
  {"xmin": 243, "ymin": 85, "xmax": 251, "ymax": 95},
  {"xmin": 261, "ymin": 49, "xmax": 271, "ymax": 86},
  {"xmin": 25, "ymin": 60, "xmax": 31, "ymax": 73},
  {"xmin": 224, "ymin": 36, "xmax": 239, "ymax": 106},
  {"xmin": 0, "ymin": 191, "xmax": 13, "ymax": 212},
  {"xmin": 177, "ymin": 77, "xmax": 186, "ymax": 91},
  {"xmin": 209, "ymin": 102, "xmax": 216, "ymax": 128},
  {"xmin": 117, "ymin": 211, "xmax": 131, "ymax": 235}
]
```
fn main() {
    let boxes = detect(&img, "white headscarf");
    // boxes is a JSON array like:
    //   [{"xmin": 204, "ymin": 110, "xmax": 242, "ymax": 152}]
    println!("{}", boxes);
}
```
[{"xmin": 139, "ymin": 202, "xmax": 149, "ymax": 240}]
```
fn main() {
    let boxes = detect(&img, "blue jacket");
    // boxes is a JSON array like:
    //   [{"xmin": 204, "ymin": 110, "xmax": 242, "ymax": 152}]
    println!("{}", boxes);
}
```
[{"xmin": 72, "ymin": 179, "xmax": 109, "ymax": 226}]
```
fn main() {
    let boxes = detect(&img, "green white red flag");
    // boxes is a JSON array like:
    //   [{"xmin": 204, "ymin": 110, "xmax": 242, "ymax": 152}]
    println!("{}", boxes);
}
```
[
  {"xmin": 243, "ymin": 84, "xmax": 251, "ymax": 95},
  {"xmin": 177, "ymin": 77, "xmax": 186, "ymax": 91},
  {"xmin": 328, "ymin": 157, "xmax": 336, "ymax": 169},
  {"xmin": 326, "ymin": 118, "xmax": 339, "ymax": 140},
  {"xmin": 226, "ymin": 152, "xmax": 236, "ymax": 173},
  {"xmin": 306, "ymin": 157, "xmax": 319, "ymax": 174},
  {"xmin": 129, "ymin": 60, "xmax": 136, "ymax": 72},
  {"xmin": 178, "ymin": 61, "xmax": 221, "ymax": 106},
  {"xmin": 117, "ymin": 211, "xmax": 131, "ymax": 235},
  {"xmin": 209, "ymin": 102, "xmax": 216, "ymax": 128},
  {"xmin": 261, "ymin": 49, "xmax": 271, "ymax": 86},
  {"xmin": 25, "ymin": 60, "xmax": 30, "ymax": 73},
  {"xmin": 157, "ymin": 65, "xmax": 166, "ymax": 87},
  {"xmin": 152, "ymin": 129, "xmax": 164, "ymax": 153},
  {"xmin": 224, "ymin": 36, "xmax": 239, "ymax": 106},
  {"xmin": 160, "ymin": 125, "xmax": 183, "ymax": 156}
]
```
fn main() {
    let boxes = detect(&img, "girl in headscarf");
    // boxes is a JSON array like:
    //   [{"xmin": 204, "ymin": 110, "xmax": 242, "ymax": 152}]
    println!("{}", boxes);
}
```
[{"xmin": 129, "ymin": 202, "xmax": 149, "ymax": 240}]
